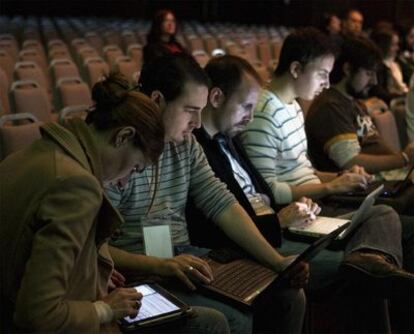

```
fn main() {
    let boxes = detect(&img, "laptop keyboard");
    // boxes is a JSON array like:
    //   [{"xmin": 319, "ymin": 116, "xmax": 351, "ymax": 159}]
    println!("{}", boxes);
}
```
[{"xmin": 204, "ymin": 257, "xmax": 276, "ymax": 301}]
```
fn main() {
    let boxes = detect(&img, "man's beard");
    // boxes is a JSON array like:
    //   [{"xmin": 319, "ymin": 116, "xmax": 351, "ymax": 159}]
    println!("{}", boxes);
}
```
[{"xmin": 345, "ymin": 80, "xmax": 370, "ymax": 99}]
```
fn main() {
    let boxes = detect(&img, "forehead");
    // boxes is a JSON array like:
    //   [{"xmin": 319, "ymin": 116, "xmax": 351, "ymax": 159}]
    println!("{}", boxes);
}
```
[
  {"xmin": 228, "ymin": 73, "xmax": 261, "ymax": 100},
  {"xmin": 348, "ymin": 11, "xmax": 363, "ymax": 21},
  {"xmin": 174, "ymin": 81, "xmax": 208, "ymax": 104},
  {"xmin": 303, "ymin": 54, "xmax": 335, "ymax": 72}
]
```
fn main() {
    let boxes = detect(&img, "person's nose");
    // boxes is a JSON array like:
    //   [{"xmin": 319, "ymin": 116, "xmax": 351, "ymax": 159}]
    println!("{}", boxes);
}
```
[{"xmin": 191, "ymin": 112, "xmax": 202, "ymax": 129}]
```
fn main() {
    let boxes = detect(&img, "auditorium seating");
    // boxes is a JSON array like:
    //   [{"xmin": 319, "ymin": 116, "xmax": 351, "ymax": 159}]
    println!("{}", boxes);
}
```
[
  {"xmin": 10, "ymin": 80, "xmax": 53, "ymax": 122},
  {"xmin": 0, "ymin": 113, "xmax": 42, "ymax": 160}
]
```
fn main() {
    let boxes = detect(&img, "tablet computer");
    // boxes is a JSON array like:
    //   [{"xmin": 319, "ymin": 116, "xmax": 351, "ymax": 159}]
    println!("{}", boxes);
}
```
[{"xmin": 118, "ymin": 283, "xmax": 192, "ymax": 332}]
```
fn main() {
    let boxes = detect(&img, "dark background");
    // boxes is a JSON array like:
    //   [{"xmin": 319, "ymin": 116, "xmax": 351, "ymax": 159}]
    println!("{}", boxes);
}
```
[{"xmin": 1, "ymin": 0, "xmax": 414, "ymax": 28}]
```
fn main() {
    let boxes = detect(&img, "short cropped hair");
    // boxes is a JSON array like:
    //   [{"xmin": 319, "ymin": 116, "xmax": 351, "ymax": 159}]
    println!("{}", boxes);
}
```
[
  {"xmin": 204, "ymin": 55, "xmax": 262, "ymax": 98},
  {"xmin": 330, "ymin": 36, "xmax": 382, "ymax": 84},
  {"xmin": 274, "ymin": 27, "xmax": 336, "ymax": 76},
  {"xmin": 139, "ymin": 53, "xmax": 210, "ymax": 102}
]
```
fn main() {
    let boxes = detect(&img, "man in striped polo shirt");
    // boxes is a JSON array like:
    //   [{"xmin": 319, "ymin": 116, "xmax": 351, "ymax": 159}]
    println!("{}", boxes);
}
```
[
  {"xmin": 239, "ymin": 28, "xmax": 414, "ymax": 298},
  {"xmin": 106, "ymin": 54, "xmax": 309, "ymax": 334},
  {"xmin": 240, "ymin": 28, "xmax": 371, "ymax": 205}
]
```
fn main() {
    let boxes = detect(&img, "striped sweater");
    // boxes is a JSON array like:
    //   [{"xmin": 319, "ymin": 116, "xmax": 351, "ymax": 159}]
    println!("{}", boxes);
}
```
[
  {"xmin": 239, "ymin": 89, "xmax": 320, "ymax": 204},
  {"xmin": 106, "ymin": 134, "xmax": 237, "ymax": 254}
]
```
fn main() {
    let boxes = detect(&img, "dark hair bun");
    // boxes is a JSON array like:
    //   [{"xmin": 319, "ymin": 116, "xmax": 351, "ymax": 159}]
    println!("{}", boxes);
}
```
[{"xmin": 92, "ymin": 73, "xmax": 130, "ymax": 110}]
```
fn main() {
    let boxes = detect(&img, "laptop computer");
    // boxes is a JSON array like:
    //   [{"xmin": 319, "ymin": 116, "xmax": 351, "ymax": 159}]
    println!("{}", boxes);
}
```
[
  {"xmin": 118, "ymin": 283, "xmax": 192, "ymax": 331},
  {"xmin": 346, "ymin": 165, "xmax": 414, "ymax": 198},
  {"xmin": 200, "ymin": 222, "xmax": 350, "ymax": 309},
  {"xmin": 288, "ymin": 185, "xmax": 384, "ymax": 239}
]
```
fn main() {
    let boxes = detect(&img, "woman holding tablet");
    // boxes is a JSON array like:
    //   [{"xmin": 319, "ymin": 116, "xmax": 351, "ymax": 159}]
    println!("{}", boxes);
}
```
[{"xmin": 0, "ymin": 74, "xmax": 229, "ymax": 334}]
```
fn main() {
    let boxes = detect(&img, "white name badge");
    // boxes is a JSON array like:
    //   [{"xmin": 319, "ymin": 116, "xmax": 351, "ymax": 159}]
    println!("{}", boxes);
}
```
[{"xmin": 142, "ymin": 225, "xmax": 174, "ymax": 258}]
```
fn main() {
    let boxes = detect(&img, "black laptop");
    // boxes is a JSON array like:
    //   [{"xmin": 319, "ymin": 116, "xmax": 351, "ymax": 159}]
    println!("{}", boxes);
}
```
[{"xmin": 346, "ymin": 165, "xmax": 413, "ymax": 197}]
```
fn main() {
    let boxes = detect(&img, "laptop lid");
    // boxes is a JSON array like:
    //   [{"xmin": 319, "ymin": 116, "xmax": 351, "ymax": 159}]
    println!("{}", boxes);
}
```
[
  {"xmin": 339, "ymin": 184, "xmax": 384, "ymax": 238},
  {"xmin": 118, "ymin": 283, "xmax": 191, "ymax": 331}
]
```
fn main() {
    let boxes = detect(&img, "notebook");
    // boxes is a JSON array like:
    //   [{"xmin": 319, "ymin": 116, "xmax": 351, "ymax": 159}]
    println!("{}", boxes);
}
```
[
  {"xmin": 346, "ymin": 165, "xmax": 414, "ymax": 198},
  {"xmin": 200, "ymin": 222, "xmax": 350, "ymax": 308},
  {"xmin": 288, "ymin": 185, "xmax": 384, "ymax": 239},
  {"xmin": 118, "ymin": 283, "xmax": 192, "ymax": 331}
]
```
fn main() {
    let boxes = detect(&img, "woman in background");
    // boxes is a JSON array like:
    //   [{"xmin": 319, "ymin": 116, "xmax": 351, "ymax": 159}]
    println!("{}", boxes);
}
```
[{"xmin": 143, "ymin": 9, "xmax": 187, "ymax": 64}]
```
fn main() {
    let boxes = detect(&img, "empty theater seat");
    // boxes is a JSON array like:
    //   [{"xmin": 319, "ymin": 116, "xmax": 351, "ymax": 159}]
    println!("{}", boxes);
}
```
[
  {"xmin": 0, "ymin": 113, "xmax": 42, "ymax": 160},
  {"xmin": 10, "ymin": 80, "xmax": 54, "ymax": 122}
]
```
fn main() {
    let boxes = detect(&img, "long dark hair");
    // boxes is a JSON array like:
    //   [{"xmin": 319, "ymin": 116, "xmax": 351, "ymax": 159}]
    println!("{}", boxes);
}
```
[{"xmin": 146, "ymin": 9, "xmax": 179, "ymax": 45}]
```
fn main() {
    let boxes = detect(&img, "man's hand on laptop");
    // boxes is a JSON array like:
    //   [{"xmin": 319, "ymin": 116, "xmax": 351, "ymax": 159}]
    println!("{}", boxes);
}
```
[
  {"xmin": 277, "ymin": 197, "xmax": 321, "ymax": 228},
  {"xmin": 327, "ymin": 172, "xmax": 371, "ymax": 194},
  {"xmin": 156, "ymin": 254, "xmax": 214, "ymax": 290},
  {"xmin": 348, "ymin": 165, "xmax": 374, "ymax": 181},
  {"xmin": 279, "ymin": 255, "xmax": 309, "ymax": 288}
]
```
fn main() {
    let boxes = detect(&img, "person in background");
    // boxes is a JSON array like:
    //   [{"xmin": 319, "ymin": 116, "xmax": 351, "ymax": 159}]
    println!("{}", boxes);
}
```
[
  {"xmin": 341, "ymin": 8, "xmax": 364, "ymax": 37},
  {"xmin": 143, "ymin": 9, "xmax": 186, "ymax": 65},
  {"xmin": 240, "ymin": 27, "xmax": 370, "ymax": 205},
  {"xmin": 370, "ymin": 27, "xmax": 409, "ymax": 102},
  {"xmin": 397, "ymin": 23, "xmax": 414, "ymax": 85},
  {"xmin": 306, "ymin": 35, "xmax": 414, "ymax": 175},
  {"xmin": 319, "ymin": 12, "xmax": 341, "ymax": 36},
  {"xmin": 106, "ymin": 54, "xmax": 309, "ymax": 334},
  {"xmin": 0, "ymin": 74, "xmax": 230, "ymax": 334},
  {"xmin": 197, "ymin": 53, "xmax": 414, "ymax": 313}
]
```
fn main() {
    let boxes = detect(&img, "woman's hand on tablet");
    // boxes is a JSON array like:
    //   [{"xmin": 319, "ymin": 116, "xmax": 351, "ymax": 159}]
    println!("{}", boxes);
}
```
[{"xmin": 102, "ymin": 288, "xmax": 142, "ymax": 319}]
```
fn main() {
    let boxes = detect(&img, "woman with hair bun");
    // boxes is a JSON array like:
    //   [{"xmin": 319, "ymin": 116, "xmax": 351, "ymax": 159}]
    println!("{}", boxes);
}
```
[{"xmin": 0, "ymin": 73, "xmax": 229, "ymax": 334}]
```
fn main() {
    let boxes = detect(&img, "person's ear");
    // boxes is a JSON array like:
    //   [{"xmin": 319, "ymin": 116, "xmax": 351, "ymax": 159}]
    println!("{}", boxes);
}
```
[
  {"xmin": 113, "ymin": 126, "xmax": 136, "ymax": 147},
  {"xmin": 209, "ymin": 87, "xmax": 225, "ymax": 108},
  {"xmin": 150, "ymin": 90, "xmax": 166, "ymax": 110},
  {"xmin": 290, "ymin": 61, "xmax": 302, "ymax": 79}
]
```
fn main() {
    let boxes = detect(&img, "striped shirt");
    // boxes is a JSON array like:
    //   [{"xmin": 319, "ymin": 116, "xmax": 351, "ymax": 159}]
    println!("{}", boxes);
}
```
[
  {"xmin": 239, "ymin": 89, "xmax": 320, "ymax": 204},
  {"xmin": 106, "ymin": 135, "xmax": 237, "ymax": 254}
]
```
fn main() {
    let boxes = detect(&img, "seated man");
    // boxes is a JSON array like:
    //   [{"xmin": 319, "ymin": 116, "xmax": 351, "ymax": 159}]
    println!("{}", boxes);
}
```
[
  {"xmin": 188, "ymin": 54, "xmax": 414, "ymax": 303},
  {"xmin": 306, "ymin": 35, "xmax": 414, "ymax": 176},
  {"xmin": 239, "ymin": 27, "xmax": 371, "ymax": 205},
  {"xmin": 106, "ymin": 54, "xmax": 308, "ymax": 334}
]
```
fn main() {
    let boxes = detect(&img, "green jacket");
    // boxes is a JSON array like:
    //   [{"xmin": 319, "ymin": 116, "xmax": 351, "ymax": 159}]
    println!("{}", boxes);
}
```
[{"xmin": 0, "ymin": 119, "xmax": 123, "ymax": 333}]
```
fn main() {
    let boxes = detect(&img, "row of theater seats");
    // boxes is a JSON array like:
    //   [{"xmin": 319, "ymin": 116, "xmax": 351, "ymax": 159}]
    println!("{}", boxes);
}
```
[{"xmin": 0, "ymin": 15, "xmax": 289, "ymax": 161}]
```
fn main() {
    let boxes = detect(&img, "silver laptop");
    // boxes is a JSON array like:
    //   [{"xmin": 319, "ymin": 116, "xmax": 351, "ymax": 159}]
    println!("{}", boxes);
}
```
[{"xmin": 288, "ymin": 185, "xmax": 384, "ymax": 239}]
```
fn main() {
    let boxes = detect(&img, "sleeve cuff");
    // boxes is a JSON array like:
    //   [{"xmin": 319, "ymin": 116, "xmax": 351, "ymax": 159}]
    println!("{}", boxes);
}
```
[{"xmin": 93, "ymin": 301, "xmax": 114, "ymax": 324}]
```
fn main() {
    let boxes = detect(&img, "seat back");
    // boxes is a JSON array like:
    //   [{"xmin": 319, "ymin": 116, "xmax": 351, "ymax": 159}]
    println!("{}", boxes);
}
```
[
  {"xmin": 56, "ymin": 77, "xmax": 92, "ymax": 109},
  {"xmin": 19, "ymin": 47, "xmax": 48, "ymax": 75},
  {"xmin": 14, "ymin": 61, "xmax": 50, "ymax": 93},
  {"xmin": 103, "ymin": 44, "xmax": 124, "ymax": 66},
  {"xmin": 0, "ymin": 49, "xmax": 15, "ymax": 83},
  {"xmin": 0, "ymin": 39, "xmax": 18, "ymax": 61},
  {"xmin": 127, "ymin": 44, "xmax": 143, "ymax": 70},
  {"xmin": 0, "ymin": 113, "xmax": 42, "ymax": 160},
  {"xmin": 113, "ymin": 56, "xmax": 139, "ymax": 84},
  {"xmin": 10, "ymin": 80, "xmax": 53, "ymax": 122},
  {"xmin": 85, "ymin": 31, "xmax": 104, "ymax": 52},
  {"xmin": 83, "ymin": 57, "xmax": 110, "ymax": 87},
  {"xmin": 0, "ymin": 67, "xmax": 10, "ymax": 115},
  {"xmin": 192, "ymin": 50, "xmax": 210, "ymax": 68},
  {"xmin": 59, "ymin": 104, "xmax": 89, "ymax": 124},
  {"xmin": 49, "ymin": 58, "xmax": 80, "ymax": 84}
]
